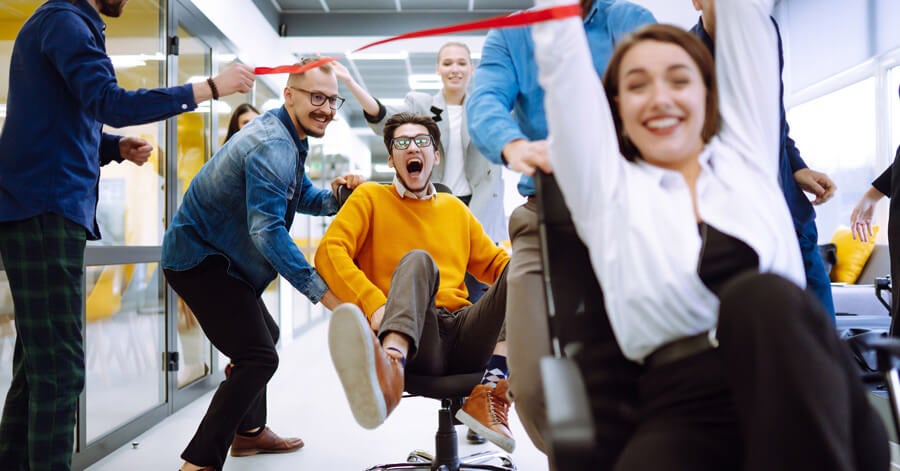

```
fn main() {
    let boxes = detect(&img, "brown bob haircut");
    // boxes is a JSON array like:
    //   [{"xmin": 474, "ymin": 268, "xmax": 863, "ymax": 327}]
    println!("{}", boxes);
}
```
[
  {"xmin": 382, "ymin": 112, "xmax": 442, "ymax": 154},
  {"xmin": 602, "ymin": 23, "xmax": 721, "ymax": 162}
]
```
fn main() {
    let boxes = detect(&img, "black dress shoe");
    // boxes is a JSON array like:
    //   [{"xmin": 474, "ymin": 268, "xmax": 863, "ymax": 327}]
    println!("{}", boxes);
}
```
[{"xmin": 466, "ymin": 427, "xmax": 486, "ymax": 444}]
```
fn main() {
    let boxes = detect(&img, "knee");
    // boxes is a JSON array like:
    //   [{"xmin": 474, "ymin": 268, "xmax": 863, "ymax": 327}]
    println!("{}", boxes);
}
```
[
  {"xmin": 399, "ymin": 250, "xmax": 438, "ymax": 276},
  {"xmin": 718, "ymin": 272, "xmax": 827, "ymax": 337},
  {"xmin": 269, "ymin": 324, "xmax": 281, "ymax": 345},
  {"xmin": 237, "ymin": 347, "xmax": 279, "ymax": 379}
]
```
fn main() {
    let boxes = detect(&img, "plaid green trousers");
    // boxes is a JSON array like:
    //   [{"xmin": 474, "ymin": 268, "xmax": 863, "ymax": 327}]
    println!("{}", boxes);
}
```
[{"xmin": 0, "ymin": 214, "xmax": 86, "ymax": 471}]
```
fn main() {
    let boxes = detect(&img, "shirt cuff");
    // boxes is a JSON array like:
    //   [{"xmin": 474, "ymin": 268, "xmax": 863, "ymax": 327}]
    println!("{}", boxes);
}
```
[
  {"xmin": 302, "ymin": 271, "xmax": 330, "ymax": 304},
  {"xmin": 363, "ymin": 98, "xmax": 387, "ymax": 123},
  {"xmin": 172, "ymin": 83, "xmax": 199, "ymax": 112}
]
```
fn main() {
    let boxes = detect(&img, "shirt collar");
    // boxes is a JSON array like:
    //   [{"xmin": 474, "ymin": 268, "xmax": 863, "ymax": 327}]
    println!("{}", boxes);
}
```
[
  {"xmin": 67, "ymin": 0, "xmax": 106, "ymax": 32},
  {"xmin": 393, "ymin": 175, "xmax": 436, "ymax": 200},
  {"xmin": 634, "ymin": 144, "xmax": 720, "ymax": 189},
  {"xmin": 274, "ymin": 105, "xmax": 309, "ymax": 155},
  {"xmin": 585, "ymin": 0, "xmax": 611, "ymax": 25}
]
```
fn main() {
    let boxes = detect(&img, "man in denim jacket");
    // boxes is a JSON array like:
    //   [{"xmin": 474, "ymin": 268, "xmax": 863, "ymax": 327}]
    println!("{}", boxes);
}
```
[{"xmin": 161, "ymin": 58, "xmax": 363, "ymax": 471}]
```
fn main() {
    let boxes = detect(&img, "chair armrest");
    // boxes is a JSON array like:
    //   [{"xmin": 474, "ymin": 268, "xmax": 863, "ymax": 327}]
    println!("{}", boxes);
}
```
[{"xmin": 540, "ymin": 356, "xmax": 595, "ymax": 464}]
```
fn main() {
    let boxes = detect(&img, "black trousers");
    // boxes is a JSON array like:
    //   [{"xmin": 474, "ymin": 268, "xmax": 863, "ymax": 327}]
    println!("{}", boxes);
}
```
[
  {"xmin": 164, "ymin": 255, "xmax": 279, "ymax": 470},
  {"xmin": 588, "ymin": 273, "xmax": 889, "ymax": 470}
]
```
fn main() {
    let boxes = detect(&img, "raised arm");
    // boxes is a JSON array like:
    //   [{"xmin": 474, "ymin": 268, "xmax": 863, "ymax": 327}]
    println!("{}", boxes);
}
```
[
  {"xmin": 715, "ymin": 0, "xmax": 779, "ymax": 178},
  {"xmin": 532, "ymin": 0, "xmax": 622, "ymax": 221}
]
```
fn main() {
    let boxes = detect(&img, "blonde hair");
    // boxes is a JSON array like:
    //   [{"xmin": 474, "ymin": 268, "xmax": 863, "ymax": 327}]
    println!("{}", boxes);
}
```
[
  {"xmin": 436, "ymin": 42, "xmax": 472, "ymax": 63},
  {"xmin": 287, "ymin": 56, "xmax": 335, "ymax": 87}
]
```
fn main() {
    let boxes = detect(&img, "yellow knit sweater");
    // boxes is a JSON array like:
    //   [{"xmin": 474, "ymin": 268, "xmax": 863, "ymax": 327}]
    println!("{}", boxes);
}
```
[{"xmin": 315, "ymin": 182, "xmax": 510, "ymax": 319}]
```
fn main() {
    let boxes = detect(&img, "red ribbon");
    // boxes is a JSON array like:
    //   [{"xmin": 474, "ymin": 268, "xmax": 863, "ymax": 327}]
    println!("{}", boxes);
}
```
[{"xmin": 254, "ymin": 4, "xmax": 582, "ymax": 75}]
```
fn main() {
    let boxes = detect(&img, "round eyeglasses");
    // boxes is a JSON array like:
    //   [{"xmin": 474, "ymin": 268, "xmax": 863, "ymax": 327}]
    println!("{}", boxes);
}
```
[
  {"xmin": 391, "ymin": 134, "xmax": 434, "ymax": 150},
  {"xmin": 289, "ymin": 86, "xmax": 346, "ymax": 110}
]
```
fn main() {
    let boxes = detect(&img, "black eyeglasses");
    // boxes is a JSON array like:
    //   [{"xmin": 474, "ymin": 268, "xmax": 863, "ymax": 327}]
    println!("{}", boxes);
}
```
[
  {"xmin": 289, "ymin": 86, "xmax": 346, "ymax": 110},
  {"xmin": 391, "ymin": 134, "xmax": 434, "ymax": 150}
]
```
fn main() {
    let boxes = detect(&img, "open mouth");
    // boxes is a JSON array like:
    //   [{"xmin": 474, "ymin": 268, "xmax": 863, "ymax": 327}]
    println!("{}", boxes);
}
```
[{"xmin": 406, "ymin": 159, "xmax": 423, "ymax": 173}]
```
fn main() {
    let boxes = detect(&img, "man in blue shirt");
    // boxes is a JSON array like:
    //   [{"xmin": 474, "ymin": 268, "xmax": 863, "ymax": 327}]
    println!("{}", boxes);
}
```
[
  {"xmin": 689, "ymin": 0, "xmax": 837, "ymax": 321},
  {"xmin": 465, "ymin": 0, "xmax": 654, "ymax": 455},
  {"xmin": 162, "ymin": 58, "xmax": 363, "ymax": 471},
  {"xmin": 0, "ymin": 1, "xmax": 254, "ymax": 470}
]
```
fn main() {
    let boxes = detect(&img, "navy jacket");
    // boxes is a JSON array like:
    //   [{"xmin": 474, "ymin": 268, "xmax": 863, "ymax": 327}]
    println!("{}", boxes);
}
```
[
  {"xmin": 691, "ymin": 17, "xmax": 815, "ymax": 233},
  {"xmin": 0, "ymin": 0, "xmax": 196, "ymax": 239}
]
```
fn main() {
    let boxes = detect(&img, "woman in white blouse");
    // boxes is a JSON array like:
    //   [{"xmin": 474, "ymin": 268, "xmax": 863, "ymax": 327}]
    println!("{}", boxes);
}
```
[{"xmin": 532, "ymin": 0, "xmax": 889, "ymax": 468}]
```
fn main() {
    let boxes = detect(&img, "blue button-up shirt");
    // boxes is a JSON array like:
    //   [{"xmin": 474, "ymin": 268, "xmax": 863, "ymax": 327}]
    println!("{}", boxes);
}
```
[
  {"xmin": 467, "ymin": 0, "xmax": 655, "ymax": 197},
  {"xmin": 0, "ymin": 0, "xmax": 197, "ymax": 239},
  {"xmin": 162, "ymin": 106, "xmax": 338, "ymax": 301},
  {"xmin": 690, "ymin": 17, "xmax": 815, "ymax": 232}
]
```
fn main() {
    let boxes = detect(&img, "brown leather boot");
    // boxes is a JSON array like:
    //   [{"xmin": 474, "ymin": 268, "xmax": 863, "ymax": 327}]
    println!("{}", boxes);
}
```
[
  {"xmin": 329, "ymin": 303, "xmax": 404, "ymax": 429},
  {"xmin": 230, "ymin": 426, "xmax": 304, "ymax": 457},
  {"xmin": 455, "ymin": 379, "xmax": 515, "ymax": 453}
]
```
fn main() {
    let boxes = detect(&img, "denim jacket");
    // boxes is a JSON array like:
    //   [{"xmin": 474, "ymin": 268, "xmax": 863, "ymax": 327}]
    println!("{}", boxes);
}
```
[
  {"xmin": 467, "ymin": 0, "xmax": 654, "ymax": 197},
  {"xmin": 162, "ymin": 106, "xmax": 339, "ymax": 301}
]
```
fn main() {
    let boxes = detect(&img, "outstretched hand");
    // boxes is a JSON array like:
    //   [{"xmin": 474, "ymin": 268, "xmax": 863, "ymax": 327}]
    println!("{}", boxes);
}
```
[
  {"xmin": 212, "ymin": 63, "xmax": 255, "ymax": 97},
  {"xmin": 119, "ymin": 136, "xmax": 153, "ymax": 166},
  {"xmin": 850, "ymin": 191, "xmax": 879, "ymax": 242}
]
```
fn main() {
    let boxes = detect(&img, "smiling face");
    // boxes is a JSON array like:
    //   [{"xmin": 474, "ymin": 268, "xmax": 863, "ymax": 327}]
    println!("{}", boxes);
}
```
[
  {"xmin": 388, "ymin": 123, "xmax": 440, "ymax": 194},
  {"xmin": 284, "ymin": 66, "xmax": 338, "ymax": 138},
  {"xmin": 615, "ymin": 40, "xmax": 707, "ymax": 171},
  {"xmin": 436, "ymin": 44, "xmax": 473, "ymax": 95}
]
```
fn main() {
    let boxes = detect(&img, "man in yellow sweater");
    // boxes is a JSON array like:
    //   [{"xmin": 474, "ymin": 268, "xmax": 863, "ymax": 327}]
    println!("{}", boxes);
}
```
[{"xmin": 315, "ymin": 112, "xmax": 515, "ymax": 452}]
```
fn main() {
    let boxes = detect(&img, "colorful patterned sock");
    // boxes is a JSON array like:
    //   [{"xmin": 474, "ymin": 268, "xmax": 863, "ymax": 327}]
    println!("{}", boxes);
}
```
[{"xmin": 480, "ymin": 355, "xmax": 508, "ymax": 388}]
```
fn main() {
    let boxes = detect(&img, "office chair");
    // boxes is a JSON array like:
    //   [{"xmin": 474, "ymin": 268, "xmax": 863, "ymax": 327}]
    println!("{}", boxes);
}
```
[
  {"xmin": 533, "ymin": 171, "xmax": 641, "ymax": 470},
  {"xmin": 333, "ymin": 182, "xmax": 515, "ymax": 470},
  {"xmin": 365, "ymin": 372, "xmax": 515, "ymax": 471}
]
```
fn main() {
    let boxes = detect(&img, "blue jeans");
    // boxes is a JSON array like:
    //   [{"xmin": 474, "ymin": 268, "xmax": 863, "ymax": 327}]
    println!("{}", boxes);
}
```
[{"xmin": 797, "ymin": 221, "xmax": 835, "ymax": 323}]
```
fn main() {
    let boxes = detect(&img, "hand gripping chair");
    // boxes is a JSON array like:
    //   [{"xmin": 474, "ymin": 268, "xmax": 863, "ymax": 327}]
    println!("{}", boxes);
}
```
[
  {"xmin": 533, "ymin": 171, "xmax": 641, "ymax": 470},
  {"xmin": 334, "ymin": 183, "xmax": 515, "ymax": 471}
]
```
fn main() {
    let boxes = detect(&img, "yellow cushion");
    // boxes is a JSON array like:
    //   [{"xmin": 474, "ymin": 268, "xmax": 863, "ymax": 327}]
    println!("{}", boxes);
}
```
[{"xmin": 830, "ymin": 225, "xmax": 879, "ymax": 283}]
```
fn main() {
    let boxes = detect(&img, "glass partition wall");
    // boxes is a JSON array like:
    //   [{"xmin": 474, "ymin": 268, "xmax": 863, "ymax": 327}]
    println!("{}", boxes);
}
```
[{"xmin": 0, "ymin": 1, "xmax": 324, "ymax": 468}]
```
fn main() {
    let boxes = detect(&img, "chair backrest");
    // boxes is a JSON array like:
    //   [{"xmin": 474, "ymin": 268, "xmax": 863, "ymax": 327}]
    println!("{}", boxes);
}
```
[
  {"xmin": 336, "ymin": 182, "xmax": 453, "ymax": 208},
  {"xmin": 534, "ymin": 171, "xmax": 641, "ymax": 468}
]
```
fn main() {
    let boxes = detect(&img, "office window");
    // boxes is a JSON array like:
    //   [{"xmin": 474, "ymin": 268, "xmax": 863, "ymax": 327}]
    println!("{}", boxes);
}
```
[
  {"xmin": 95, "ymin": 0, "xmax": 167, "ymax": 247},
  {"xmin": 786, "ymin": 78, "xmax": 877, "ymax": 242}
]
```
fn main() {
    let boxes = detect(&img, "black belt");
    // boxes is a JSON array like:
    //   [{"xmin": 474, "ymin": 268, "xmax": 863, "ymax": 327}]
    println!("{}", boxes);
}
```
[{"xmin": 645, "ymin": 330, "xmax": 718, "ymax": 369}]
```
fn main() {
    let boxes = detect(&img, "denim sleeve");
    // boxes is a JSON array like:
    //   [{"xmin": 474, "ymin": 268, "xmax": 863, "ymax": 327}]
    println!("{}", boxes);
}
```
[
  {"xmin": 608, "ymin": 4, "xmax": 656, "ymax": 43},
  {"xmin": 245, "ymin": 141, "xmax": 329, "ymax": 303},
  {"xmin": 296, "ymin": 173, "xmax": 340, "ymax": 217},
  {"xmin": 99, "ymin": 133, "xmax": 123, "ymax": 166},
  {"xmin": 467, "ymin": 29, "xmax": 528, "ymax": 165},
  {"xmin": 41, "ymin": 11, "xmax": 197, "ymax": 128}
]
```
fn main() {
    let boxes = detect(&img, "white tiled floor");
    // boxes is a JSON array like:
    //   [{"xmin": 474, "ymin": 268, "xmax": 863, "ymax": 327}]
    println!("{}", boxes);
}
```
[{"xmin": 86, "ymin": 319, "xmax": 550, "ymax": 471}]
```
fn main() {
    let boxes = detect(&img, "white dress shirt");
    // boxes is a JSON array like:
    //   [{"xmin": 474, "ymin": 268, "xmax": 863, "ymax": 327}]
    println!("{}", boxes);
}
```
[{"xmin": 533, "ymin": 0, "xmax": 804, "ymax": 362}]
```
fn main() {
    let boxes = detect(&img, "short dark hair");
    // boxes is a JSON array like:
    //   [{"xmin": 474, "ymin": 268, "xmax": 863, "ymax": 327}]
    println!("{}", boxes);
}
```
[
  {"xmin": 382, "ymin": 113, "xmax": 441, "ymax": 154},
  {"xmin": 602, "ymin": 23, "xmax": 721, "ymax": 162}
]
